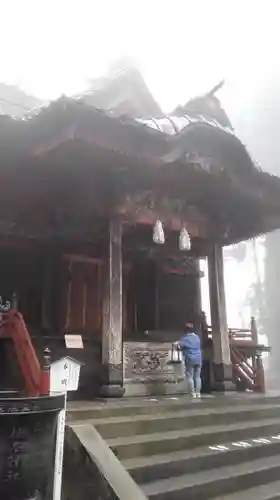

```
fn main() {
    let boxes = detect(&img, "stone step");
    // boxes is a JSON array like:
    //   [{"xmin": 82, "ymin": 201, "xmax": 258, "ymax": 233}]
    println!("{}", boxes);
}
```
[
  {"xmin": 67, "ymin": 394, "xmax": 280, "ymax": 422},
  {"xmin": 90, "ymin": 404, "xmax": 280, "ymax": 439},
  {"xmin": 124, "ymin": 436, "xmax": 280, "ymax": 484},
  {"xmin": 141, "ymin": 454, "xmax": 280, "ymax": 500},
  {"xmin": 108, "ymin": 417, "xmax": 280, "ymax": 459},
  {"xmin": 213, "ymin": 480, "xmax": 280, "ymax": 499},
  {"xmin": 0, "ymin": 390, "xmax": 19, "ymax": 398}
]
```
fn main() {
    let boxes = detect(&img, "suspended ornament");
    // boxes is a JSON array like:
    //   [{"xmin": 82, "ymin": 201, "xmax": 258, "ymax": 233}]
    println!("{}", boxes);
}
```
[
  {"xmin": 199, "ymin": 258, "xmax": 206, "ymax": 274},
  {"xmin": 153, "ymin": 219, "xmax": 165, "ymax": 244},
  {"xmin": 179, "ymin": 227, "xmax": 191, "ymax": 251}
]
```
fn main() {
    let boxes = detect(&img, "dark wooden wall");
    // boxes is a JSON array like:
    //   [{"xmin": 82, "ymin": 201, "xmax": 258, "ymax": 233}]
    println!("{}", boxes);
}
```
[
  {"xmin": 59, "ymin": 255, "xmax": 102, "ymax": 334},
  {"xmin": 0, "ymin": 244, "xmax": 200, "ymax": 398},
  {"xmin": 123, "ymin": 257, "xmax": 199, "ymax": 336},
  {"xmin": 0, "ymin": 249, "xmax": 44, "ymax": 327},
  {"xmin": 157, "ymin": 271, "xmax": 197, "ymax": 330},
  {"xmin": 41, "ymin": 253, "xmax": 103, "ymax": 399},
  {"xmin": 0, "ymin": 249, "xmax": 103, "ymax": 399}
]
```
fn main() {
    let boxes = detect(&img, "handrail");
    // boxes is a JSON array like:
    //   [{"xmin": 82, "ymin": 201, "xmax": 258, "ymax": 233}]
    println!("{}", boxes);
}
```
[
  {"xmin": 0, "ymin": 310, "xmax": 49, "ymax": 396},
  {"xmin": 206, "ymin": 317, "xmax": 258, "ymax": 343},
  {"xmin": 204, "ymin": 317, "xmax": 266, "ymax": 393},
  {"xmin": 68, "ymin": 424, "xmax": 148, "ymax": 500},
  {"xmin": 231, "ymin": 348, "xmax": 254, "ymax": 379},
  {"xmin": 230, "ymin": 342, "xmax": 265, "ymax": 393}
]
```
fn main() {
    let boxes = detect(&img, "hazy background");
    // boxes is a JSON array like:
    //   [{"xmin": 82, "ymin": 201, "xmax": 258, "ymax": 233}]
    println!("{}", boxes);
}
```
[
  {"xmin": 2, "ymin": 0, "xmax": 279, "ymax": 383},
  {"xmin": 2, "ymin": 0, "xmax": 277, "ymax": 112}
]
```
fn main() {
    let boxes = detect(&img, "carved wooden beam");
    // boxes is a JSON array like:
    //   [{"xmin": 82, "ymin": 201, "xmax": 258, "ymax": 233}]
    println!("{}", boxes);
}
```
[
  {"xmin": 63, "ymin": 254, "xmax": 103, "ymax": 266},
  {"xmin": 116, "ymin": 194, "xmax": 209, "ymax": 238}
]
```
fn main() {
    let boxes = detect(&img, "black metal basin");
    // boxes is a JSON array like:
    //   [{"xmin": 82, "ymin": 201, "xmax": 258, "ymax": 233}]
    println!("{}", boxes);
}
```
[{"xmin": 0, "ymin": 395, "xmax": 65, "ymax": 500}]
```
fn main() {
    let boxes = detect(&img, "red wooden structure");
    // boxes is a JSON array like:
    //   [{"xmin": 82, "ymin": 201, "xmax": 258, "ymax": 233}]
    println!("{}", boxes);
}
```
[{"xmin": 0, "ymin": 310, "xmax": 49, "ymax": 396}]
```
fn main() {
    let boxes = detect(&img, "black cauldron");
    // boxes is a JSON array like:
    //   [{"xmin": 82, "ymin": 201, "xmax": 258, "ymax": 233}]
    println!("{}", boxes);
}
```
[{"xmin": 0, "ymin": 395, "xmax": 64, "ymax": 500}]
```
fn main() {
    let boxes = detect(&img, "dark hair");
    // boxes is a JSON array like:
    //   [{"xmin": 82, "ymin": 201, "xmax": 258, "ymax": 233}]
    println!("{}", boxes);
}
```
[{"xmin": 185, "ymin": 322, "xmax": 194, "ymax": 333}]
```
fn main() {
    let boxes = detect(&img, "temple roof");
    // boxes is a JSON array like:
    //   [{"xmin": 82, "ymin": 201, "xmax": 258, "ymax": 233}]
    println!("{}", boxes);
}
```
[
  {"xmin": 78, "ymin": 59, "xmax": 162, "ymax": 118},
  {"xmin": 0, "ymin": 96, "xmax": 249, "ymax": 162},
  {"xmin": 0, "ymin": 95, "xmax": 279, "ymax": 245}
]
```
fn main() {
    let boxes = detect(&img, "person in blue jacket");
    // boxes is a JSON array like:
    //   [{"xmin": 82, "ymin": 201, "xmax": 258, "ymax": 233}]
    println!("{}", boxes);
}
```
[{"xmin": 178, "ymin": 322, "xmax": 202, "ymax": 399}]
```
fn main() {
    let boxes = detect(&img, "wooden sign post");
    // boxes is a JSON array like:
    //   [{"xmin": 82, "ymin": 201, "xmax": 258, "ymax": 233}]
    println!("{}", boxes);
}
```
[{"xmin": 50, "ymin": 356, "xmax": 83, "ymax": 500}]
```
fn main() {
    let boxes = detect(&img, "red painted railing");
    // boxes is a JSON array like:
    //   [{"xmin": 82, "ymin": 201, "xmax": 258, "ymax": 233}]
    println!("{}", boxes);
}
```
[
  {"xmin": 0, "ymin": 310, "xmax": 49, "ymax": 396},
  {"xmin": 204, "ymin": 317, "xmax": 266, "ymax": 393},
  {"xmin": 231, "ymin": 344, "xmax": 265, "ymax": 393},
  {"xmin": 229, "ymin": 318, "xmax": 265, "ymax": 393}
]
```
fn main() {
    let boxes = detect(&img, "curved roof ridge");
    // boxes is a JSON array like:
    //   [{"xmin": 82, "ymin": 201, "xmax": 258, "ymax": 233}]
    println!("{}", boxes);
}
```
[{"xmin": 136, "ymin": 111, "xmax": 235, "ymax": 137}]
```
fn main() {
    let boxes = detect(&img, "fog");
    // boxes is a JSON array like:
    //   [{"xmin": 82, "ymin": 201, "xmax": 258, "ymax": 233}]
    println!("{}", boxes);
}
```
[
  {"xmin": 224, "ymin": 75, "xmax": 280, "ymax": 388},
  {"xmin": 1, "ymin": 1, "xmax": 278, "ymax": 110},
  {"xmin": 1, "ymin": 0, "xmax": 280, "ymax": 383}
]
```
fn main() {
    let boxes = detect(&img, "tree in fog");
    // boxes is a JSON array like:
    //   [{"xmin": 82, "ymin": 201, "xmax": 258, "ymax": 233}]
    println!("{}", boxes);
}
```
[{"xmin": 234, "ymin": 74, "xmax": 280, "ymax": 387}]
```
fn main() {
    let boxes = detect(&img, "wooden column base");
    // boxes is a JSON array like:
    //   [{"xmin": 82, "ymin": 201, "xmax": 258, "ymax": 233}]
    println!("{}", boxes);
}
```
[
  {"xmin": 100, "ymin": 363, "xmax": 125, "ymax": 398},
  {"xmin": 99, "ymin": 385, "xmax": 125, "ymax": 398},
  {"xmin": 213, "ymin": 362, "xmax": 235, "ymax": 391}
]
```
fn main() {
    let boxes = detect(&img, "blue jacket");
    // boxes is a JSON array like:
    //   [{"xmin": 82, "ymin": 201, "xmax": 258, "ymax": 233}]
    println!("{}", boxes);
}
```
[{"xmin": 179, "ymin": 333, "xmax": 202, "ymax": 366}]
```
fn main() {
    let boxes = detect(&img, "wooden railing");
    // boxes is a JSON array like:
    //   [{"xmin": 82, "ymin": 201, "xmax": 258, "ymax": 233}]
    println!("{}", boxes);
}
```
[
  {"xmin": 229, "ymin": 318, "xmax": 266, "ymax": 393},
  {"xmin": 230, "ymin": 343, "xmax": 265, "ymax": 393},
  {"xmin": 205, "ymin": 317, "xmax": 267, "ymax": 393},
  {"xmin": 0, "ymin": 310, "xmax": 49, "ymax": 396},
  {"xmin": 228, "ymin": 318, "xmax": 265, "ymax": 392}
]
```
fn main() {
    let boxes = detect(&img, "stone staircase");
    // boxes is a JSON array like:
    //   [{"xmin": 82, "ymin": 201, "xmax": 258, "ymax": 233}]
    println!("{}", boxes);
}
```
[{"xmin": 67, "ymin": 395, "xmax": 280, "ymax": 499}]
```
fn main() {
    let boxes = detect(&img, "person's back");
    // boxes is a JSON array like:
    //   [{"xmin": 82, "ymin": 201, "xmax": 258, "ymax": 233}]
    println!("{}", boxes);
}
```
[
  {"xmin": 179, "ymin": 324, "xmax": 202, "ymax": 398},
  {"xmin": 179, "ymin": 332, "xmax": 202, "ymax": 366}
]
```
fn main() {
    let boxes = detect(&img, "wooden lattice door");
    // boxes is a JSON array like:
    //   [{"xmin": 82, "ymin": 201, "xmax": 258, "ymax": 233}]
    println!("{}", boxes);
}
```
[{"xmin": 61, "ymin": 255, "xmax": 102, "ymax": 334}]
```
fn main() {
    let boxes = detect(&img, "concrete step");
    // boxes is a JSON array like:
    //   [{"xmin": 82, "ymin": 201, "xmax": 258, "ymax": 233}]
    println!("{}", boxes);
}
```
[
  {"xmin": 67, "ymin": 394, "xmax": 280, "ymax": 422},
  {"xmin": 142, "ymin": 454, "xmax": 280, "ymax": 500},
  {"xmin": 213, "ymin": 480, "xmax": 280, "ymax": 499},
  {"xmin": 90, "ymin": 404, "xmax": 280, "ymax": 439},
  {"xmin": 108, "ymin": 417, "xmax": 280, "ymax": 459},
  {"xmin": 124, "ymin": 435, "xmax": 280, "ymax": 484}
]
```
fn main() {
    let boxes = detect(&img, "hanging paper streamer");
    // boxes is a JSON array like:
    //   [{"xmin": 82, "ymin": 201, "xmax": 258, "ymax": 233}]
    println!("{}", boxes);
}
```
[
  {"xmin": 153, "ymin": 219, "xmax": 165, "ymax": 244},
  {"xmin": 179, "ymin": 227, "xmax": 191, "ymax": 251}
]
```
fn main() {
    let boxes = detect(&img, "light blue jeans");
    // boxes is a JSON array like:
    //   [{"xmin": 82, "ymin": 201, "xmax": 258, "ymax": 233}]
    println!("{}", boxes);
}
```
[{"xmin": 185, "ymin": 364, "xmax": 202, "ymax": 395}]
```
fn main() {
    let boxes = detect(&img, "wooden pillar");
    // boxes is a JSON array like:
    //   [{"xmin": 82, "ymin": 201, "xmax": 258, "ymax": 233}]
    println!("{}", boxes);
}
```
[
  {"xmin": 193, "ymin": 258, "xmax": 202, "ymax": 332},
  {"xmin": 100, "ymin": 217, "xmax": 125, "ymax": 397},
  {"xmin": 208, "ymin": 244, "xmax": 233, "ymax": 390}
]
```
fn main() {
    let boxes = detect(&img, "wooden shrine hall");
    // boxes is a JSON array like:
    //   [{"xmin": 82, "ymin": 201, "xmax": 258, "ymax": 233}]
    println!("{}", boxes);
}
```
[{"xmin": 0, "ymin": 90, "xmax": 278, "ymax": 399}]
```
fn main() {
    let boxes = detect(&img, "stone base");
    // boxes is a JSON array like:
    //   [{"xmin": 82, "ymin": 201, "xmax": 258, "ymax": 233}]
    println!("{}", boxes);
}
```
[
  {"xmin": 124, "ymin": 378, "xmax": 187, "ymax": 397},
  {"xmin": 212, "ymin": 362, "xmax": 235, "ymax": 391},
  {"xmin": 100, "ymin": 361, "xmax": 125, "ymax": 397},
  {"xmin": 99, "ymin": 385, "xmax": 125, "ymax": 398},
  {"xmin": 123, "ymin": 341, "xmax": 187, "ymax": 397}
]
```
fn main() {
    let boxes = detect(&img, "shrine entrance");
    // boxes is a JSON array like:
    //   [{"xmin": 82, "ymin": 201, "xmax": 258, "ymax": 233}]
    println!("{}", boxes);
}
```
[{"xmin": 124, "ymin": 256, "xmax": 200, "ymax": 335}]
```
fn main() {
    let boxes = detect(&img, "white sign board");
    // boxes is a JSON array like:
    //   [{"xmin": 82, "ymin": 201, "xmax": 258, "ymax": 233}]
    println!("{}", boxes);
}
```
[
  {"xmin": 50, "ymin": 357, "xmax": 82, "ymax": 393},
  {"xmin": 64, "ymin": 334, "xmax": 83, "ymax": 349}
]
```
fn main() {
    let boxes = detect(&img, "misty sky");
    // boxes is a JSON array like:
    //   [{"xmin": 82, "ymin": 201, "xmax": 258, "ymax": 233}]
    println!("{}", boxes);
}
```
[{"xmin": 2, "ymin": 0, "xmax": 279, "ymax": 118}]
